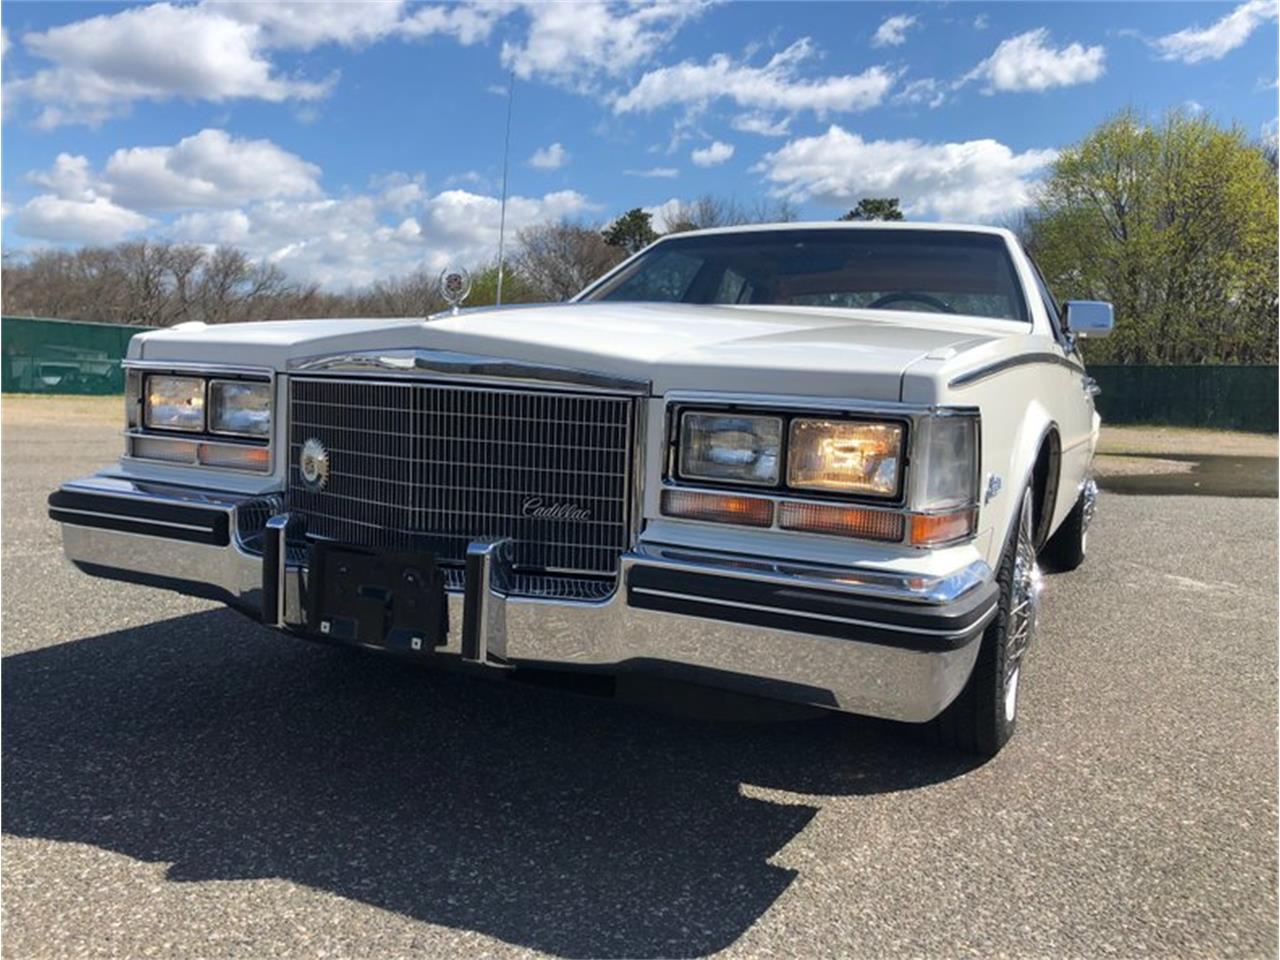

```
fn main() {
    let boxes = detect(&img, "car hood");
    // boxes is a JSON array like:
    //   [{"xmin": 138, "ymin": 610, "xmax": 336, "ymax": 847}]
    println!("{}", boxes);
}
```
[{"xmin": 131, "ymin": 302, "xmax": 1008, "ymax": 400}]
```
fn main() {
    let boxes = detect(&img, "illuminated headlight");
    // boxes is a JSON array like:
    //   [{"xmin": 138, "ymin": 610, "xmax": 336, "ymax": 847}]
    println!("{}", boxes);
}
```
[
  {"xmin": 144, "ymin": 375, "xmax": 205, "ymax": 432},
  {"xmin": 679, "ymin": 412, "xmax": 782, "ymax": 486},
  {"xmin": 209, "ymin": 380, "xmax": 271, "ymax": 438},
  {"xmin": 787, "ymin": 419, "xmax": 903, "ymax": 496}
]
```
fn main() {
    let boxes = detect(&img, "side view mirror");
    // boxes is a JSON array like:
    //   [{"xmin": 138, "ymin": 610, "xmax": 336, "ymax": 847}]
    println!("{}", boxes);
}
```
[{"xmin": 1063, "ymin": 300, "xmax": 1114, "ymax": 338}]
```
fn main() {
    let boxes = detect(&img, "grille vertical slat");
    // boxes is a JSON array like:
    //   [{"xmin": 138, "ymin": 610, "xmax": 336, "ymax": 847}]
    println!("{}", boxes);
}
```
[{"xmin": 288, "ymin": 377, "xmax": 633, "ymax": 578}]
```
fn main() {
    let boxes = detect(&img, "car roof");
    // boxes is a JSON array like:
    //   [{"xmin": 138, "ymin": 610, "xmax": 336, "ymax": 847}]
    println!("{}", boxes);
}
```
[{"xmin": 656, "ymin": 220, "xmax": 1017, "ymax": 242}]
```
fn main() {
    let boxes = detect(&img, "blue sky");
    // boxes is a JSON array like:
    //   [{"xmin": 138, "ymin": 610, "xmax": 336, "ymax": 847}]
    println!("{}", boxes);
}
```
[{"xmin": 2, "ymin": 1, "xmax": 1276, "ymax": 288}]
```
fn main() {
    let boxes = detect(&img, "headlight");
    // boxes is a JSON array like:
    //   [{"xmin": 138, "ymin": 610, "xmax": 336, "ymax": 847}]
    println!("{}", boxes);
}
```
[
  {"xmin": 144, "ymin": 375, "xmax": 205, "ymax": 432},
  {"xmin": 679, "ymin": 412, "xmax": 782, "ymax": 486},
  {"xmin": 787, "ymin": 419, "xmax": 903, "ymax": 496},
  {"xmin": 209, "ymin": 380, "xmax": 271, "ymax": 438}
]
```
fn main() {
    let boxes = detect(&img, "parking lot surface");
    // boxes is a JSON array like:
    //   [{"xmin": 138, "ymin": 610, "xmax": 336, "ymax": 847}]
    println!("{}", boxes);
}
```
[{"xmin": 3, "ymin": 399, "xmax": 1277, "ymax": 959}]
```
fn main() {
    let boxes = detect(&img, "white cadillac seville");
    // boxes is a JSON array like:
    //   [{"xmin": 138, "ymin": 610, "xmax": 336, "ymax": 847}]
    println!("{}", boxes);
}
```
[{"xmin": 48, "ymin": 222, "xmax": 1113, "ymax": 756}]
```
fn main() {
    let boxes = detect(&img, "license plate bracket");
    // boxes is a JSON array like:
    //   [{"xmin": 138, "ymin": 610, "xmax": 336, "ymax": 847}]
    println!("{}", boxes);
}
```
[{"xmin": 305, "ymin": 542, "xmax": 448, "ymax": 652}]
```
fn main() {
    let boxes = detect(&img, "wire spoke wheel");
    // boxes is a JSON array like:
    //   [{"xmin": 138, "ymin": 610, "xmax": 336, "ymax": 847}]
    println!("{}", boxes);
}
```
[{"xmin": 1004, "ymin": 490, "xmax": 1041, "ymax": 723}]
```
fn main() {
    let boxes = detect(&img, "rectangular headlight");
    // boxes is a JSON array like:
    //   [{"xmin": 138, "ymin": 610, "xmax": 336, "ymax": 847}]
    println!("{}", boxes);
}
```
[
  {"xmin": 679, "ymin": 412, "xmax": 782, "ymax": 486},
  {"xmin": 144, "ymin": 375, "xmax": 205, "ymax": 432},
  {"xmin": 209, "ymin": 380, "xmax": 271, "ymax": 438},
  {"xmin": 787, "ymin": 419, "xmax": 903, "ymax": 496}
]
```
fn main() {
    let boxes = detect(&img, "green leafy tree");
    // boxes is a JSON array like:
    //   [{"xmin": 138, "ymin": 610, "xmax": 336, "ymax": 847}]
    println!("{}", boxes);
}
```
[
  {"xmin": 465, "ymin": 262, "xmax": 540, "ymax": 308},
  {"xmin": 602, "ymin": 208, "xmax": 659, "ymax": 254},
  {"xmin": 839, "ymin": 198, "xmax": 904, "ymax": 221},
  {"xmin": 1028, "ymin": 109, "xmax": 1278, "ymax": 364}
]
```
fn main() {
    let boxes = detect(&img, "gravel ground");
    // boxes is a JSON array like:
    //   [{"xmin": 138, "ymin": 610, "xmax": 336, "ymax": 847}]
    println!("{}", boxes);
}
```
[{"xmin": 3, "ymin": 406, "xmax": 1277, "ymax": 959}]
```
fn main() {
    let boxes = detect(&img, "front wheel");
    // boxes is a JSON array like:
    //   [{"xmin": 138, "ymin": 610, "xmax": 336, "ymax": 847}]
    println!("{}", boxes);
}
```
[
  {"xmin": 1040, "ymin": 478, "xmax": 1096, "ymax": 573},
  {"xmin": 929, "ymin": 486, "xmax": 1041, "ymax": 757}
]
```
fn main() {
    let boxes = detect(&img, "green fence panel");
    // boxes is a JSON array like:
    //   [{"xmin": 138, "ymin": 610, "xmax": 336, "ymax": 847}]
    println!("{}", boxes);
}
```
[
  {"xmin": 1091, "ymin": 364, "xmax": 1278, "ymax": 433},
  {"xmin": 1, "ymin": 316, "xmax": 155, "ymax": 395}
]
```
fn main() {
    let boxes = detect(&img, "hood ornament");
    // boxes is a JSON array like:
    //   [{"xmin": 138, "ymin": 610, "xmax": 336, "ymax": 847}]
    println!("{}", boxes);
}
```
[{"xmin": 438, "ymin": 266, "xmax": 472, "ymax": 316}]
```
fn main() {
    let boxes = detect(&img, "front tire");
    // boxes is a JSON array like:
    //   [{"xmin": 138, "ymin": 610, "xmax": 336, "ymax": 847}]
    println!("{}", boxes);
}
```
[
  {"xmin": 1040, "ymin": 480, "xmax": 1095, "ymax": 573},
  {"xmin": 929, "ymin": 486, "xmax": 1041, "ymax": 757}
]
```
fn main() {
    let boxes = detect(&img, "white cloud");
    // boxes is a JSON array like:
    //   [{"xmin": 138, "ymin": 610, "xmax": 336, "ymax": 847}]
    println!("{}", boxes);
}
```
[
  {"xmin": 961, "ymin": 28, "xmax": 1105, "ymax": 93},
  {"xmin": 731, "ymin": 112, "xmax": 791, "ymax": 136},
  {"xmin": 691, "ymin": 140, "xmax": 735, "ymax": 167},
  {"xmin": 9, "ymin": 124, "xmax": 597, "ymax": 287},
  {"xmin": 973, "ymin": 14, "xmax": 989, "ymax": 30},
  {"xmin": 615, "ymin": 38, "xmax": 895, "ymax": 117},
  {"xmin": 102, "ymin": 129, "xmax": 322, "ymax": 211},
  {"xmin": 28, "ymin": 153, "xmax": 98, "ymax": 201},
  {"xmin": 624, "ymin": 167, "xmax": 680, "ymax": 178},
  {"xmin": 501, "ymin": 1, "xmax": 707, "ymax": 90},
  {"xmin": 9, "ymin": 3, "xmax": 333, "ymax": 127},
  {"xmin": 166, "ymin": 185, "xmax": 594, "ymax": 288},
  {"xmin": 1262, "ymin": 118, "xmax": 1279, "ymax": 151},
  {"xmin": 642, "ymin": 197, "xmax": 684, "ymax": 232},
  {"xmin": 873, "ymin": 14, "xmax": 917, "ymax": 48},
  {"xmin": 13, "ymin": 195, "xmax": 153, "ymax": 245},
  {"xmin": 1154, "ymin": 0, "xmax": 1278, "ymax": 64},
  {"xmin": 211, "ymin": 1, "xmax": 410, "ymax": 50},
  {"xmin": 755, "ymin": 125, "xmax": 1058, "ymax": 221},
  {"xmin": 528, "ymin": 142, "xmax": 570, "ymax": 169},
  {"xmin": 894, "ymin": 77, "xmax": 946, "ymax": 109},
  {"xmin": 6, "ymin": 1, "xmax": 508, "ymax": 127}
]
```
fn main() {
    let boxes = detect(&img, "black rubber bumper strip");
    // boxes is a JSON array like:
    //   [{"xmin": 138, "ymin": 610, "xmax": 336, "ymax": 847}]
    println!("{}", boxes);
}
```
[
  {"xmin": 626, "ymin": 565, "xmax": 998, "ymax": 652},
  {"xmin": 48, "ymin": 489, "xmax": 230, "ymax": 547}
]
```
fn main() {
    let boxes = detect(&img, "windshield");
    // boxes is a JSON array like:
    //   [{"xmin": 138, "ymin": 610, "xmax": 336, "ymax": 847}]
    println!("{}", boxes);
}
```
[{"xmin": 581, "ymin": 228, "xmax": 1028, "ymax": 322}]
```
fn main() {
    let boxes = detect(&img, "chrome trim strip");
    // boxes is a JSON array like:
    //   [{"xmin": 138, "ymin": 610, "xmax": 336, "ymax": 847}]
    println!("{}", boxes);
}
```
[
  {"xmin": 629, "ymin": 544, "xmax": 991, "ymax": 605},
  {"xmin": 662, "ymin": 390, "xmax": 980, "ymax": 417},
  {"xmin": 628, "ymin": 586, "xmax": 995, "ymax": 639},
  {"xmin": 948, "ymin": 352, "xmax": 1085, "ymax": 388},
  {"xmin": 58, "ymin": 477, "xmax": 254, "ymax": 509},
  {"xmin": 288, "ymin": 348, "xmax": 650, "ymax": 396},
  {"xmin": 124, "ymin": 359, "xmax": 275, "ymax": 378}
]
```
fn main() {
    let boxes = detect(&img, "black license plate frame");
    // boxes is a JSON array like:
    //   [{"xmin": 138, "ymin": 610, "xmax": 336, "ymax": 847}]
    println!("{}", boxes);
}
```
[{"xmin": 305, "ymin": 541, "xmax": 448, "ymax": 653}]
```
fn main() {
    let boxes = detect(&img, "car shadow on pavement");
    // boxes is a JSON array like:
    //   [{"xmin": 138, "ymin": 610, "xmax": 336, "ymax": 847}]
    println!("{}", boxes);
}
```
[{"xmin": 3, "ymin": 608, "xmax": 977, "ymax": 959}]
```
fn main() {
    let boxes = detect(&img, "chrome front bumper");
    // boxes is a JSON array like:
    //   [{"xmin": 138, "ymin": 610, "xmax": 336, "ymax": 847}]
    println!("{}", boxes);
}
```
[{"xmin": 50, "ymin": 476, "xmax": 998, "ymax": 723}]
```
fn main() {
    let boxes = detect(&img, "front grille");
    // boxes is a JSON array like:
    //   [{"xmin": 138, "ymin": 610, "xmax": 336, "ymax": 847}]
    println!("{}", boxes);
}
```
[{"xmin": 287, "ymin": 377, "xmax": 634, "ymax": 581}]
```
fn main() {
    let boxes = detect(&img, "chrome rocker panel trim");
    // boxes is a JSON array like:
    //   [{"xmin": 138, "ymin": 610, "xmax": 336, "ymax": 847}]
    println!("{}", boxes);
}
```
[{"xmin": 50, "ymin": 475, "xmax": 996, "ymax": 723}]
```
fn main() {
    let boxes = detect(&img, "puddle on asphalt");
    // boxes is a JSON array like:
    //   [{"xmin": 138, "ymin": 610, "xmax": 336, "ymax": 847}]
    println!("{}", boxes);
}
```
[{"xmin": 1096, "ymin": 454, "xmax": 1278, "ymax": 498}]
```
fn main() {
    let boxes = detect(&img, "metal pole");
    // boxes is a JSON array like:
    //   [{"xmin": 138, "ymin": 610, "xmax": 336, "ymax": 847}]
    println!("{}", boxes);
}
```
[{"xmin": 495, "ymin": 70, "xmax": 514, "ymax": 306}]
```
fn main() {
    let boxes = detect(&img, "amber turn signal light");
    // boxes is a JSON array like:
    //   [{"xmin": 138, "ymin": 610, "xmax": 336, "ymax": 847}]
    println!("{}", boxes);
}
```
[
  {"xmin": 661, "ymin": 489, "xmax": 774, "ymax": 527},
  {"xmin": 908, "ymin": 509, "xmax": 976, "ymax": 546},
  {"xmin": 778, "ymin": 501, "xmax": 905, "ymax": 542},
  {"xmin": 197, "ymin": 442, "xmax": 272, "ymax": 473}
]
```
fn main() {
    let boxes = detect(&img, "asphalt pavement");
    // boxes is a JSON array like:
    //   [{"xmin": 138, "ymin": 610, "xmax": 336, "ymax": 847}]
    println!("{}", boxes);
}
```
[{"xmin": 3, "ymin": 408, "xmax": 1276, "ymax": 959}]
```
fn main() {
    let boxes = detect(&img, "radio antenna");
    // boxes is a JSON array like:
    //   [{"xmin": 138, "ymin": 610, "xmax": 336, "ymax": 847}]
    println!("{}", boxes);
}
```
[{"xmin": 495, "ymin": 70, "xmax": 515, "ymax": 306}]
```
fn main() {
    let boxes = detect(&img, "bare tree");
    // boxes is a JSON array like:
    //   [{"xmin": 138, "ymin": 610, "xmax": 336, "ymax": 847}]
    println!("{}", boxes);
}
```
[
  {"xmin": 663, "ymin": 194, "xmax": 800, "ymax": 234},
  {"xmin": 516, "ymin": 221, "xmax": 625, "ymax": 300}
]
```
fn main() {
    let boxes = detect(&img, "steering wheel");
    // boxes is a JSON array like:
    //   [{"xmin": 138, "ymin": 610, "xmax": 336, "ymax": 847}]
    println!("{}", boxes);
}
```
[{"xmin": 867, "ymin": 292, "xmax": 956, "ymax": 313}]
